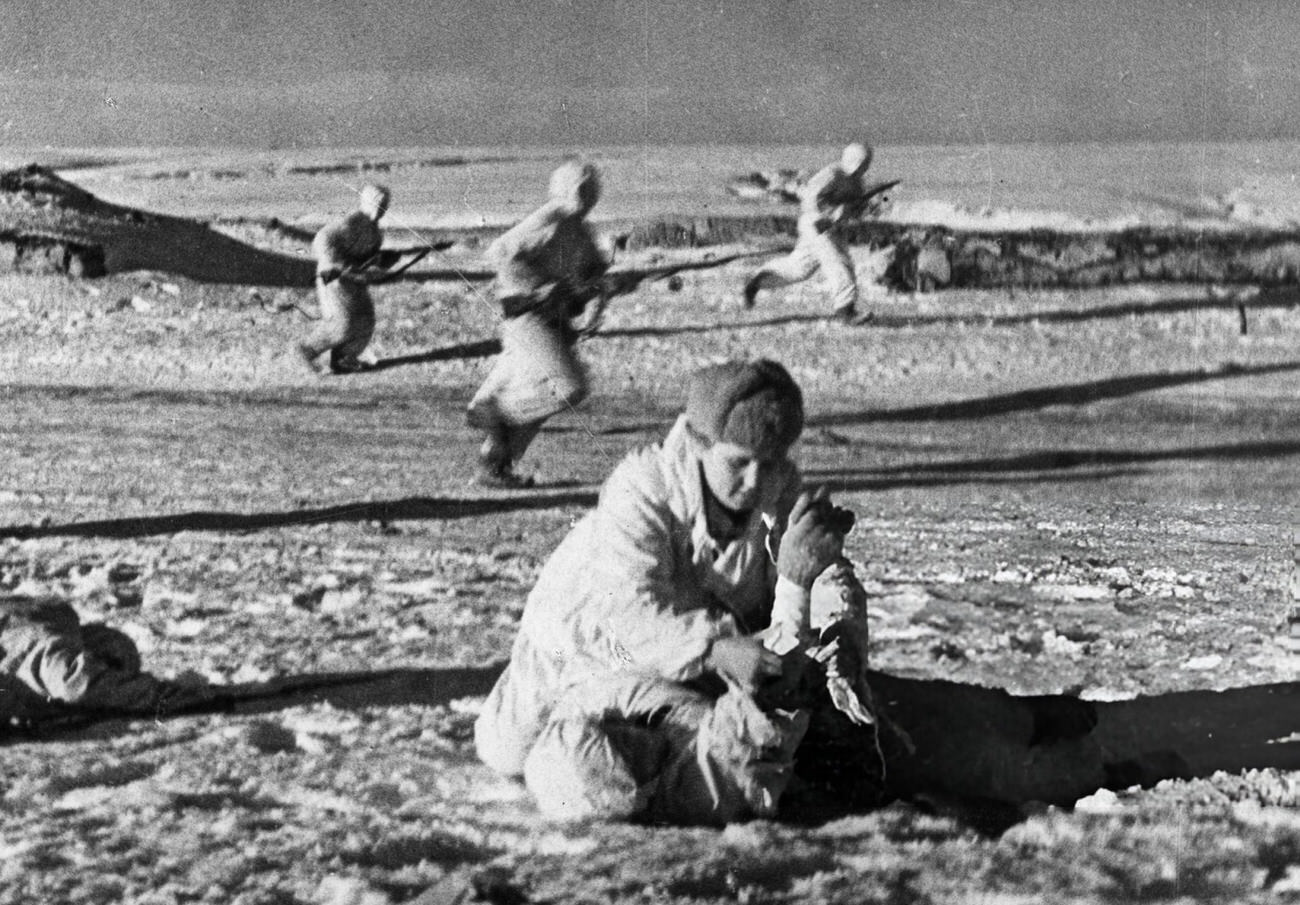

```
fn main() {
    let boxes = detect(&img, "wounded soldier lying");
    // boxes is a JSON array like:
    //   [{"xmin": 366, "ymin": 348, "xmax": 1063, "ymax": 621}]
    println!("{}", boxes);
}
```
[
  {"xmin": 0, "ymin": 593, "xmax": 204, "ymax": 727},
  {"xmin": 475, "ymin": 358, "xmax": 884, "ymax": 825}
]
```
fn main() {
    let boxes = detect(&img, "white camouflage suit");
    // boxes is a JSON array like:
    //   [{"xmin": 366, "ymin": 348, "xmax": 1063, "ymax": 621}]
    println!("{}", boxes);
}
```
[
  {"xmin": 475, "ymin": 416, "xmax": 860, "ymax": 824},
  {"xmin": 299, "ymin": 185, "xmax": 389, "ymax": 373},
  {"xmin": 466, "ymin": 162, "xmax": 609, "ymax": 479},
  {"xmin": 750, "ymin": 144, "xmax": 878, "ymax": 317}
]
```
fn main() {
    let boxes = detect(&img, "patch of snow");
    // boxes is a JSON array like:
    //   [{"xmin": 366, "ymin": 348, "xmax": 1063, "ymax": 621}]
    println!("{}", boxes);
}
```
[
  {"xmin": 1041, "ymin": 630, "xmax": 1086, "ymax": 657},
  {"xmin": 1074, "ymin": 788, "xmax": 1123, "ymax": 813},
  {"xmin": 1274, "ymin": 866, "xmax": 1300, "ymax": 894},
  {"xmin": 164, "ymin": 617, "xmax": 205, "ymax": 639},
  {"xmin": 1081, "ymin": 686, "xmax": 1139, "ymax": 702},
  {"xmin": 53, "ymin": 785, "xmax": 118, "ymax": 811},
  {"xmin": 1035, "ymin": 583, "xmax": 1112, "ymax": 601},
  {"xmin": 378, "ymin": 576, "xmax": 453, "ymax": 597},
  {"xmin": 319, "ymin": 587, "xmax": 364, "ymax": 614},
  {"xmin": 316, "ymin": 875, "xmax": 393, "ymax": 905}
]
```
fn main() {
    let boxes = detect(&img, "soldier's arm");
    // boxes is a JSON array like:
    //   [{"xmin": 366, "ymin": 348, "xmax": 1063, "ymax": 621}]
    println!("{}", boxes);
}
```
[
  {"xmin": 568, "ymin": 228, "xmax": 614, "ymax": 305},
  {"xmin": 311, "ymin": 221, "xmax": 349, "ymax": 283},
  {"xmin": 802, "ymin": 167, "xmax": 843, "ymax": 231},
  {"xmin": 581, "ymin": 462, "xmax": 740, "ymax": 681},
  {"xmin": 488, "ymin": 213, "xmax": 551, "ymax": 268}
]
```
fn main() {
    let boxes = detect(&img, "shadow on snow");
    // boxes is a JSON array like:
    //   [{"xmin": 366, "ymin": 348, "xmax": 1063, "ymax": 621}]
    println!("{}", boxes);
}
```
[
  {"xmin": 1, "ymin": 493, "xmax": 599, "ymax": 540},
  {"xmin": 870, "ymin": 286, "xmax": 1300, "ymax": 329},
  {"xmin": 11, "ymin": 663, "xmax": 1300, "ymax": 833},
  {"xmin": 10, "ymin": 432, "xmax": 1299, "ymax": 540},
  {"xmin": 803, "ymin": 437, "xmax": 1300, "ymax": 492},
  {"xmin": 370, "ymin": 337, "xmax": 501, "ymax": 372},
  {"xmin": 813, "ymin": 361, "xmax": 1300, "ymax": 424}
]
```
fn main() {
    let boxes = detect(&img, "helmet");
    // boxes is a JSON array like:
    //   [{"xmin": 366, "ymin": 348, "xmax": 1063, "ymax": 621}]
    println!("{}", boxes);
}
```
[
  {"xmin": 548, "ymin": 160, "xmax": 601, "ymax": 214},
  {"xmin": 840, "ymin": 143, "xmax": 873, "ymax": 175},
  {"xmin": 359, "ymin": 184, "xmax": 391, "ymax": 219}
]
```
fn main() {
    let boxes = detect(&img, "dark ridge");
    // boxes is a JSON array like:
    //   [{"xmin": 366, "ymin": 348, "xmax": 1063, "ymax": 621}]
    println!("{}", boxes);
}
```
[
  {"xmin": 0, "ymin": 229, "xmax": 105, "ymax": 277},
  {"xmin": 0, "ymin": 164, "xmax": 314, "ymax": 285}
]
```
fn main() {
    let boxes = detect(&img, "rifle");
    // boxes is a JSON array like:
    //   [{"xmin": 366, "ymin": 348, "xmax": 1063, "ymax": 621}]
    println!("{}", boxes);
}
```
[
  {"xmin": 843, "ymin": 179, "xmax": 901, "ymax": 220},
  {"xmin": 573, "ymin": 249, "xmax": 780, "ymax": 337},
  {"xmin": 863, "ymin": 178, "xmax": 901, "ymax": 202},
  {"xmin": 361, "ymin": 241, "xmax": 456, "ymax": 284}
]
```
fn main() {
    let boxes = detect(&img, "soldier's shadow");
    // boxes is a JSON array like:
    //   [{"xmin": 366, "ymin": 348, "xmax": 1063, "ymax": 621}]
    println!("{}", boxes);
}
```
[
  {"xmin": 811, "ymin": 360, "xmax": 1300, "ymax": 425},
  {"xmin": 788, "ymin": 671, "xmax": 1300, "ymax": 830},
  {"xmin": 1, "ymin": 491, "xmax": 599, "ymax": 540},
  {"xmin": 370, "ymin": 337, "xmax": 501, "ymax": 372},
  {"xmin": 11, "ymin": 665, "xmax": 1300, "ymax": 833},
  {"xmin": 1, "ymin": 664, "xmax": 507, "ymax": 742}
]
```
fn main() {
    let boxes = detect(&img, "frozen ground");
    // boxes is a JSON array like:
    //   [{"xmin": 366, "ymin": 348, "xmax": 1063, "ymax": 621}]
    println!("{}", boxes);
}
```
[{"xmin": 0, "ymin": 145, "xmax": 1298, "ymax": 903}]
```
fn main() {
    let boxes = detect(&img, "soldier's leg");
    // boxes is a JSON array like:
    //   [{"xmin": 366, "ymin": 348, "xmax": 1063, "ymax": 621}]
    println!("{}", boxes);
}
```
[
  {"xmin": 807, "ymin": 232, "xmax": 859, "ymax": 318},
  {"xmin": 477, "ymin": 315, "xmax": 588, "ymax": 483},
  {"xmin": 505, "ymin": 317, "xmax": 588, "ymax": 420},
  {"xmin": 475, "ymin": 660, "xmax": 541, "ymax": 777},
  {"xmin": 523, "ymin": 675, "xmax": 711, "ymax": 823},
  {"xmin": 466, "ymin": 353, "xmax": 517, "ymax": 482},
  {"xmin": 648, "ymin": 683, "xmax": 810, "ymax": 826},
  {"xmin": 524, "ymin": 714, "xmax": 661, "ymax": 821},
  {"xmin": 503, "ymin": 420, "xmax": 544, "ymax": 465},
  {"xmin": 744, "ymin": 242, "xmax": 819, "ymax": 307},
  {"xmin": 329, "ymin": 304, "xmax": 377, "ymax": 374},
  {"xmin": 296, "ymin": 306, "xmax": 349, "ymax": 374}
]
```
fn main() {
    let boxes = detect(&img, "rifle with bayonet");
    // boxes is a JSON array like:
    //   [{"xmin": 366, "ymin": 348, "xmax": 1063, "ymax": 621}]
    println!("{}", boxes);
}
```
[
  {"xmin": 319, "ymin": 241, "xmax": 455, "ymax": 286},
  {"xmin": 572, "ymin": 249, "xmax": 780, "ymax": 337}
]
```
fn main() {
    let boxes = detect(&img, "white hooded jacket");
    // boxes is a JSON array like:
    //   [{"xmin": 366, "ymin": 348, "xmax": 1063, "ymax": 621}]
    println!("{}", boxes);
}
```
[
  {"xmin": 477, "ymin": 415, "xmax": 812, "ymax": 773},
  {"xmin": 488, "ymin": 162, "xmax": 608, "ymax": 305},
  {"xmin": 521, "ymin": 415, "xmax": 805, "ymax": 681}
]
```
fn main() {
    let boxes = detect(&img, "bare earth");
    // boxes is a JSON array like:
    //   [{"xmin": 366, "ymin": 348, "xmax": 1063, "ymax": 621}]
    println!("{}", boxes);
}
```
[{"xmin": 1, "ymin": 166, "xmax": 1300, "ymax": 903}]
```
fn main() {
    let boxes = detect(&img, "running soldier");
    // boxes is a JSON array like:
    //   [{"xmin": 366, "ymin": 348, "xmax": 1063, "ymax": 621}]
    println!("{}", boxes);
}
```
[
  {"xmin": 743, "ymin": 142, "xmax": 882, "ymax": 323},
  {"xmin": 466, "ymin": 160, "xmax": 609, "ymax": 488},
  {"xmin": 474, "ymin": 359, "xmax": 876, "ymax": 824},
  {"xmin": 297, "ymin": 184, "xmax": 392, "ymax": 375}
]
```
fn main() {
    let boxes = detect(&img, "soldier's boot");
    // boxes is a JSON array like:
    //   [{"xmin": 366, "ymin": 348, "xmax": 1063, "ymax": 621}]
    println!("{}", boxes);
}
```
[{"xmin": 472, "ymin": 427, "xmax": 536, "ymax": 489}]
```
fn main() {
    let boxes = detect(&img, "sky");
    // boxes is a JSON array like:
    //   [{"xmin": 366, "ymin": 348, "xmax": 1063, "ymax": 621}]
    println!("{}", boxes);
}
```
[{"xmin": 3, "ymin": 0, "xmax": 1300, "ymax": 148}]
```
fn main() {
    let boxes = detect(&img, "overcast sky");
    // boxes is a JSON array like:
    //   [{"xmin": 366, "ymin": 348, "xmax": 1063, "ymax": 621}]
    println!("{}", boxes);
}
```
[{"xmin": 4, "ymin": 0, "xmax": 1299, "ymax": 147}]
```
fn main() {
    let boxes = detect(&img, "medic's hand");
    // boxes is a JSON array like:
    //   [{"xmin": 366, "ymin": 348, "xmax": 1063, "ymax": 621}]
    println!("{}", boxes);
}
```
[
  {"xmin": 706, "ymin": 636, "xmax": 783, "ymax": 691},
  {"xmin": 318, "ymin": 268, "xmax": 342, "ymax": 285},
  {"xmin": 777, "ymin": 488, "xmax": 855, "ymax": 589}
]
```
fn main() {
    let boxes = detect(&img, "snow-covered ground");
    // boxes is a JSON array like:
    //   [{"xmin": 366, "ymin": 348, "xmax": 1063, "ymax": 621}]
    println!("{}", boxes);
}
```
[{"xmin": 0, "ymin": 144, "xmax": 1298, "ymax": 903}]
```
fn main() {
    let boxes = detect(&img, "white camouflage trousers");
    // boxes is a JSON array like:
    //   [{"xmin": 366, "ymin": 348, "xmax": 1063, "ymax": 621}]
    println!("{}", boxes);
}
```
[{"xmin": 753, "ymin": 220, "xmax": 858, "ymax": 313}]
